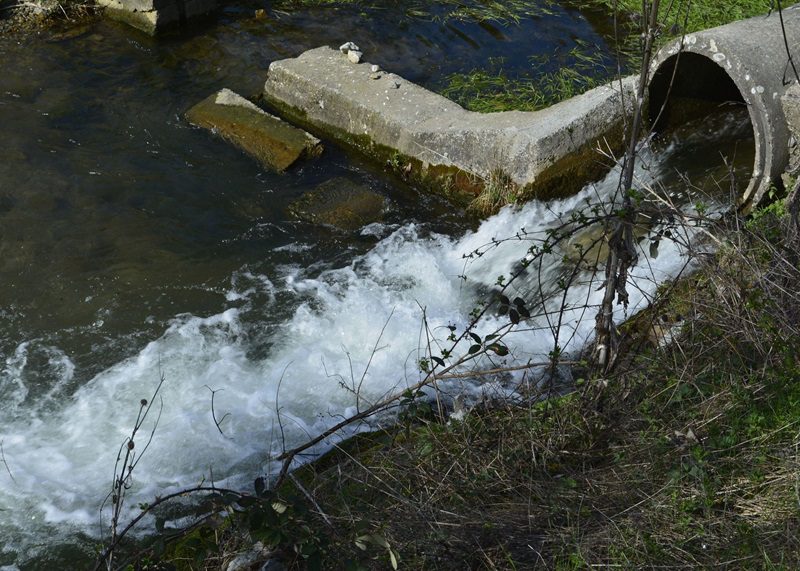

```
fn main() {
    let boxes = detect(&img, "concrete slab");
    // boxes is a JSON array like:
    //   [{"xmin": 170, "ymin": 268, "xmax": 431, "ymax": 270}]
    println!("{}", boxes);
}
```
[
  {"xmin": 98, "ymin": 0, "xmax": 216, "ymax": 34},
  {"xmin": 264, "ymin": 46, "xmax": 637, "ymax": 203},
  {"xmin": 186, "ymin": 88, "xmax": 322, "ymax": 172}
]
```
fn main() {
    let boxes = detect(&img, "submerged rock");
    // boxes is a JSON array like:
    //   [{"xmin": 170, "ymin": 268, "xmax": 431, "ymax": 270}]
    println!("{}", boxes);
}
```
[
  {"xmin": 564, "ymin": 220, "xmax": 651, "ymax": 268},
  {"xmin": 186, "ymin": 88, "xmax": 322, "ymax": 172},
  {"xmin": 288, "ymin": 177, "xmax": 386, "ymax": 232}
]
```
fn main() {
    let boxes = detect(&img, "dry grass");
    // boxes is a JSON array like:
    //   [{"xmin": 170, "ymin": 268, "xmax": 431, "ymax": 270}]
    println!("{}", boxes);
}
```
[
  {"xmin": 0, "ymin": 0, "xmax": 97, "ymax": 36},
  {"xmin": 467, "ymin": 169, "xmax": 520, "ymax": 216}
]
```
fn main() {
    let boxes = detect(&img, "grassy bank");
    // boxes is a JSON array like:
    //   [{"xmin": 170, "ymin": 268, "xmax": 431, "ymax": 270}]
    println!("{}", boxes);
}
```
[{"xmin": 0, "ymin": 0, "xmax": 97, "ymax": 36}]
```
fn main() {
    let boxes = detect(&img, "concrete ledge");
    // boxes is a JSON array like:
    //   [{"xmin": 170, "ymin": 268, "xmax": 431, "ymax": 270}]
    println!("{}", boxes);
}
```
[
  {"xmin": 264, "ymin": 46, "xmax": 637, "ymax": 202},
  {"xmin": 98, "ymin": 0, "xmax": 215, "ymax": 34},
  {"xmin": 186, "ymin": 89, "xmax": 322, "ymax": 172}
]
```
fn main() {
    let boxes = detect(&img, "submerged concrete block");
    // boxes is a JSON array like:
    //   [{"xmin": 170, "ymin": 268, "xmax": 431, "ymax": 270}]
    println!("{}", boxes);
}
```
[
  {"xmin": 288, "ymin": 177, "xmax": 386, "ymax": 231},
  {"xmin": 98, "ymin": 0, "xmax": 216, "ymax": 34},
  {"xmin": 186, "ymin": 88, "xmax": 322, "ymax": 172},
  {"xmin": 264, "ymin": 46, "xmax": 636, "ymax": 201}
]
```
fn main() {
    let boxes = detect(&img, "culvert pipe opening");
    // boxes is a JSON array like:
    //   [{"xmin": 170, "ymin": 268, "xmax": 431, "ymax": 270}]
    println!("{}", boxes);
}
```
[
  {"xmin": 647, "ymin": 5, "xmax": 800, "ymax": 209},
  {"xmin": 648, "ymin": 52, "xmax": 755, "ymax": 206}
]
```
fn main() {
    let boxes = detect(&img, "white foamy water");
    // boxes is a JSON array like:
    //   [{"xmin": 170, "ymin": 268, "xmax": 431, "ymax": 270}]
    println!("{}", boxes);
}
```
[
  {"xmin": 4, "ymin": 101, "xmax": 749, "ymax": 565},
  {"xmin": 0, "ymin": 181, "xmax": 699, "ymax": 566}
]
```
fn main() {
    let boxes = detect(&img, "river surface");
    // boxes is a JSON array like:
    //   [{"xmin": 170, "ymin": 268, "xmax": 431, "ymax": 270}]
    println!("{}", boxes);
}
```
[{"xmin": 0, "ymin": 3, "xmax": 754, "ymax": 568}]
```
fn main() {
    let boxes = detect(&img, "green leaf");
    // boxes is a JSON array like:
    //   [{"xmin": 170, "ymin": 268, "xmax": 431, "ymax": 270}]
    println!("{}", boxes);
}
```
[
  {"xmin": 468, "ymin": 332, "xmax": 482, "ymax": 344},
  {"xmin": 488, "ymin": 343, "xmax": 509, "ymax": 356},
  {"xmin": 389, "ymin": 548, "xmax": 399, "ymax": 570},
  {"xmin": 509, "ymin": 309, "xmax": 520, "ymax": 324},
  {"xmin": 468, "ymin": 344, "xmax": 482, "ymax": 354},
  {"xmin": 431, "ymin": 356, "xmax": 445, "ymax": 367}
]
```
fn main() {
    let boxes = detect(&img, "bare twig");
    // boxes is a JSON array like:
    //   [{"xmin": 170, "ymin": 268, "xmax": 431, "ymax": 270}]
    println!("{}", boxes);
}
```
[
  {"xmin": 775, "ymin": 0, "xmax": 800, "ymax": 85},
  {"xmin": 204, "ymin": 385, "xmax": 230, "ymax": 437},
  {"xmin": 595, "ymin": 0, "xmax": 662, "ymax": 372},
  {"xmin": 433, "ymin": 361, "xmax": 579, "ymax": 381},
  {"xmin": 93, "ymin": 485, "xmax": 241, "ymax": 571},
  {"xmin": 0, "ymin": 440, "xmax": 16, "ymax": 485},
  {"xmin": 101, "ymin": 373, "xmax": 166, "ymax": 571}
]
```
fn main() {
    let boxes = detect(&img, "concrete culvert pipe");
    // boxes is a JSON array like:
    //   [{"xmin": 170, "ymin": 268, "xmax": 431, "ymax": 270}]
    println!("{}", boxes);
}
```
[{"xmin": 649, "ymin": 4, "xmax": 800, "ymax": 209}]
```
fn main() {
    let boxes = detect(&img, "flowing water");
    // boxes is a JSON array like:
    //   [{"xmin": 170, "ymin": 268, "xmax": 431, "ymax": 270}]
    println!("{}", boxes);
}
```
[{"xmin": 0, "ymin": 4, "xmax": 754, "ymax": 568}]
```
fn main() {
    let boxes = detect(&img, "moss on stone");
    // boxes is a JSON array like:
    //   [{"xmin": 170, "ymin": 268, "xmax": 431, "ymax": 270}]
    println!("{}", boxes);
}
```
[
  {"xmin": 187, "ymin": 90, "xmax": 322, "ymax": 172},
  {"xmin": 287, "ymin": 177, "xmax": 386, "ymax": 231}
]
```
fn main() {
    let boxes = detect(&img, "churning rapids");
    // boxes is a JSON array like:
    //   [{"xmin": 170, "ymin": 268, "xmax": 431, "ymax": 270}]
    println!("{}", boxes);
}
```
[{"xmin": 0, "ymin": 8, "xmax": 755, "ymax": 569}]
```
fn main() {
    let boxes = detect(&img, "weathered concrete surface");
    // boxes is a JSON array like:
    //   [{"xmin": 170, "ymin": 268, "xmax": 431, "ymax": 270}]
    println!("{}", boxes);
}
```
[
  {"xmin": 97, "ymin": 0, "xmax": 215, "ymax": 34},
  {"xmin": 650, "ymin": 4, "xmax": 800, "ymax": 209},
  {"xmin": 782, "ymin": 84, "xmax": 800, "ymax": 142},
  {"xmin": 782, "ymin": 83, "xmax": 800, "ymax": 174},
  {"xmin": 288, "ymin": 177, "xmax": 386, "ymax": 231},
  {"xmin": 186, "ymin": 88, "xmax": 322, "ymax": 172},
  {"xmin": 264, "ymin": 46, "xmax": 637, "ymax": 201}
]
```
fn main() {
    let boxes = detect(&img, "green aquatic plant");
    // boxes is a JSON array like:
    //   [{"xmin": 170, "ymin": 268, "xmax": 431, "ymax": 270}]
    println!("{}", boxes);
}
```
[
  {"xmin": 273, "ymin": 0, "xmax": 559, "ymax": 24},
  {"xmin": 441, "ymin": 41, "xmax": 612, "ymax": 113},
  {"xmin": 573, "ymin": 0, "xmax": 773, "ymax": 34}
]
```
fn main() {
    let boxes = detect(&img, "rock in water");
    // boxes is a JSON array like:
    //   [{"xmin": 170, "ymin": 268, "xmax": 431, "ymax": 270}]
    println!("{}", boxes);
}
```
[
  {"xmin": 185, "ymin": 88, "xmax": 322, "ymax": 172},
  {"xmin": 339, "ymin": 41, "xmax": 360, "ymax": 53},
  {"xmin": 288, "ymin": 177, "xmax": 386, "ymax": 232}
]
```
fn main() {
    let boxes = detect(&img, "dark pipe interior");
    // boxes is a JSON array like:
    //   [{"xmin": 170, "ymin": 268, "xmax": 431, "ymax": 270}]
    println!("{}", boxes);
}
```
[{"xmin": 649, "ymin": 52, "xmax": 746, "ymax": 132}]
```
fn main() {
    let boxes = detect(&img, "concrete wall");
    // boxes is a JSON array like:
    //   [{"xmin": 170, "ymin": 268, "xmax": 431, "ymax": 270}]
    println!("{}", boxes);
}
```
[
  {"xmin": 263, "ymin": 46, "xmax": 637, "ymax": 203},
  {"xmin": 98, "ymin": 0, "xmax": 215, "ymax": 34}
]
